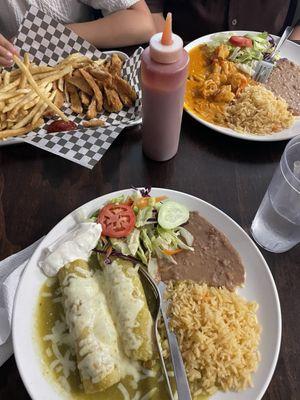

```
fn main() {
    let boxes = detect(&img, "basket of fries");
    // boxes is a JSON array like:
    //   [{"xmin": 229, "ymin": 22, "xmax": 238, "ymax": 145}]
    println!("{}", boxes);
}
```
[
  {"xmin": 0, "ymin": 52, "xmax": 138, "ymax": 138},
  {"xmin": 0, "ymin": 6, "xmax": 142, "ymax": 169}
]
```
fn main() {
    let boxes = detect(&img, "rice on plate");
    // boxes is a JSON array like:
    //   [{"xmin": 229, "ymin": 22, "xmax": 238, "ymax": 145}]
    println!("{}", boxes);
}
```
[
  {"xmin": 220, "ymin": 84, "xmax": 294, "ymax": 134},
  {"xmin": 164, "ymin": 281, "xmax": 261, "ymax": 397}
]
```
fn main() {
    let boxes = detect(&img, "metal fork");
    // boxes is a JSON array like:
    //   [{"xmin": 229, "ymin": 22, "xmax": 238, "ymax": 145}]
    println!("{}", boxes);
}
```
[
  {"xmin": 138, "ymin": 266, "xmax": 192, "ymax": 400},
  {"xmin": 253, "ymin": 26, "xmax": 294, "ymax": 83}
]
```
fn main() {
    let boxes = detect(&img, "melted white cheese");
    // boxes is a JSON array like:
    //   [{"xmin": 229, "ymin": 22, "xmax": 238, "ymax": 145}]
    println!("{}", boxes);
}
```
[
  {"xmin": 103, "ymin": 261, "xmax": 144, "ymax": 352},
  {"xmin": 39, "ymin": 222, "xmax": 102, "ymax": 277},
  {"xmin": 62, "ymin": 271, "xmax": 118, "ymax": 382}
]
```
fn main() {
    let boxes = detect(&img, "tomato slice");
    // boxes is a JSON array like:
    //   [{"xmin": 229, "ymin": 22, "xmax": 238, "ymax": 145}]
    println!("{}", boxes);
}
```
[
  {"xmin": 97, "ymin": 204, "xmax": 136, "ymax": 238},
  {"xmin": 229, "ymin": 36, "xmax": 253, "ymax": 48}
]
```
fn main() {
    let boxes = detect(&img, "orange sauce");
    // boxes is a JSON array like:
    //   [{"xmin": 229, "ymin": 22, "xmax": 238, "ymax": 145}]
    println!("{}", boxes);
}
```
[{"xmin": 184, "ymin": 45, "xmax": 250, "ymax": 125}]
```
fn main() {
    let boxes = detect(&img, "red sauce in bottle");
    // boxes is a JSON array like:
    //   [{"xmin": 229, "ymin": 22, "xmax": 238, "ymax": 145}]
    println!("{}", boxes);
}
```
[{"xmin": 141, "ymin": 13, "xmax": 189, "ymax": 161}]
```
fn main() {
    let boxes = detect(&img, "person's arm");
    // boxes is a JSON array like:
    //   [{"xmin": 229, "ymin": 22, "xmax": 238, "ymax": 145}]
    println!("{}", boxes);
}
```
[
  {"xmin": 0, "ymin": 34, "xmax": 18, "ymax": 67},
  {"xmin": 152, "ymin": 12, "xmax": 165, "ymax": 32},
  {"xmin": 68, "ymin": 0, "xmax": 156, "ymax": 48},
  {"xmin": 290, "ymin": 24, "xmax": 300, "ymax": 40}
]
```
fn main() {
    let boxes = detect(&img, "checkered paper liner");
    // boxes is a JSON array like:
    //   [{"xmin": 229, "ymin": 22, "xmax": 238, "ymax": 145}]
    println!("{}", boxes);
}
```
[{"xmin": 11, "ymin": 6, "xmax": 142, "ymax": 169}]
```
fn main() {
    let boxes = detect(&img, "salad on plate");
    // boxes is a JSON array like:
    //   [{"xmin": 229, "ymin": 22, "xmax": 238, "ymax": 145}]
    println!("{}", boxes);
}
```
[
  {"xmin": 90, "ymin": 187, "xmax": 194, "ymax": 277},
  {"xmin": 207, "ymin": 31, "xmax": 279, "ymax": 76}
]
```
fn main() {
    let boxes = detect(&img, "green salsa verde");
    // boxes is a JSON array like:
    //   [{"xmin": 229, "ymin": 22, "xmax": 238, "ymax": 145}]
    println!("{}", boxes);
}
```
[{"xmin": 35, "ymin": 255, "xmax": 208, "ymax": 400}]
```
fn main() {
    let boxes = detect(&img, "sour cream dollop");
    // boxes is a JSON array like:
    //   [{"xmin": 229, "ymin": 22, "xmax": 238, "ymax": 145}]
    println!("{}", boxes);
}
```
[{"xmin": 39, "ymin": 222, "xmax": 102, "ymax": 277}]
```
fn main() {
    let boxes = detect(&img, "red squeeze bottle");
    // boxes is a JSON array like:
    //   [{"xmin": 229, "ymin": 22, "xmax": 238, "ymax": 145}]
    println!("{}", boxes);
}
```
[{"xmin": 141, "ymin": 13, "xmax": 189, "ymax": 161}]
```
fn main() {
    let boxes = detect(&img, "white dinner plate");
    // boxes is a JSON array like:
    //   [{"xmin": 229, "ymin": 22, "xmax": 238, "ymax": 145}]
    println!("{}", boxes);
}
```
[
  {"xmin": 184, "ymin": 31, "xmax": 300, "ymax": 141},
  {"xmin": 0, "ymin": 51, "xmax": 142, "ymax": 148},
  {"xmin": 13, "ymin": 188, "xmax": 281, "ymax": 400}
]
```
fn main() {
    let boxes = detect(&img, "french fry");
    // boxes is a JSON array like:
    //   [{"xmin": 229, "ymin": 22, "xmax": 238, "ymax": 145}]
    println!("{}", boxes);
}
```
[
  {"xmin": 5, "ymin": 91, "xmax": 38, "ymax": 114},
  {"xmin": 3, "ymin": 71, "xmax": 10, "ymax": 86},
  {"xmin": 20, "ymin": 52, "xmax": 30, "ymax": 89},
  {"xmin": 82, "ymin": 119, "xmax": 105, "ymax": 128},
  {"xmin": 13, "ymin": 99, "xmax": 45, "ymax": 129},
  {"xmin": 0, "ymin": 88, "xmax": 30, "ymax": 101},
  {"xmin": 7, "ymin": 94, "xmax": 24, "ymax": 104},
  {"xmin": 13, "ymin": 84, "xmax": 53, "ymax": 129},
  {"xmin": 0, "ymin": 78, "xmax": 21, "ymax": 93},
  {"xmin": 80, "ymin": 69, "xmax": 103, "ymax": 111},
  {"xmin": 0, "ymin": 118, "xmax": 43, "ymax": 139},
  {"xmin": 32, "ymin": 91, "xmax": 56, "ymax": 125},
  {"xmin": 58, "ymin": 77, "xmax": 64, "ymax": 92},
  {"xmin": 86, "ymin": 96, "xmax": 97, "ymax": 119},
  {"xmin": 31, "ymin": 65, "xmax": 54, "ymax": 74},
  {"xmin": 7, "ymin": 108, "xmax": 28, "ymax": 122},
  {"xmin": 23, "ymin": 96, "xmax": 40, "ymax": 110},
  {"xmin": 37, "ymin": 65, "xmax": 72, "ymax": 85},
  {"xmin": 0, "ymin": 121, "xmax": 7, "ymax": 130},
  {"xmin": 13, "ymin": 55, "xmax": 68, "ymax": 122}
]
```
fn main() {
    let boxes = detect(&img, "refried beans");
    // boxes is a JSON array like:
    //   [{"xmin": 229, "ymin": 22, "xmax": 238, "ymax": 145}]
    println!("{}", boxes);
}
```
[
  {"xmin": 265, "ymin": 59, "xmax": 300, "ymax": 116},
  {"xmin": 159, "ymin": 212, "xmax": 245, "ymax": 290}
]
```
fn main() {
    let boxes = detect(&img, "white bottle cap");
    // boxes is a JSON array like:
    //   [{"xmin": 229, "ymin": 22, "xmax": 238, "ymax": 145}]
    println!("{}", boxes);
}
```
[
  {"xmin": 149, "ymin": 13, "xmax": 183, "ymax": 64},
  {"xmin": 150, "ymin": 32, "xmax": 183, "ymax": 64}
]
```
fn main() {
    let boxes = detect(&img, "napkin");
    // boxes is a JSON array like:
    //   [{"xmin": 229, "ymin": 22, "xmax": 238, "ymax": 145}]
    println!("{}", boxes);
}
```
[
  {"xmin": 6, "ymin": 5, "xmax": 143, "ymax": 169},
  {"xmin": 0, "ymin": 237, "xmax": 43, "ymax": 366}
]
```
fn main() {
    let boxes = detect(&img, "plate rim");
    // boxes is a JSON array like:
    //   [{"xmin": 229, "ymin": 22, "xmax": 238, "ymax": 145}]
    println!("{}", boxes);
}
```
[
  {"xmin": 12, "ymin": 187, "xmax": 282, "ymax": 400},
  {"xmin": 184, "ymin": 30, "xmax": 300, "ymax": 142}
]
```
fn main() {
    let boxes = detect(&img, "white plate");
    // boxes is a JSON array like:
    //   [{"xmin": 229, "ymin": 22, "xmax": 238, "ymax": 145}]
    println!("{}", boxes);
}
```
[
  {"xmin": 12, "ymin": 188, "xmax": 281, "ymax": 400},
  {"xmin": 184, "ymin": 31, "xmax": 300, "ymax": 141},
  {"xmin": 0, "ymin": 51, "xmax": 141, "ymax": 147}
]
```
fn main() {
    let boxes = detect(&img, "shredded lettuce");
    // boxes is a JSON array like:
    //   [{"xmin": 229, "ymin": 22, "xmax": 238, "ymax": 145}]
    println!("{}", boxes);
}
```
[
  {"xmin": 148, "ymin": 258, "xmax": 158, "ymax": 278},
  {"xmin": 135, "ymin": 206, "xmax": 155, "ymax": 228},
  {"xmin": 127, "ymin": 228, "xmax": 140, "ymax": 256},
  {"xmin": 141, "ymin": 228, "xmax": 153, "ymax": 253},
  {"xmin": 207, "ymin": 31, "xmax": 278, "ymax": 76},
  {"xmin": 176, "ymin": 227, "xmax": 194, "ymax": 247},
  {"xmin": 109, "ymin": 194, "xmax": 130, "ymax": 204},
  {"xmin": 95, "ymin": 190, "xmax": 194, "ymax": 269},
  {"xmin": 110, "ymin": 238, "xmax": 131, "ymax": 256},
  {"xmin": 136, "ymin": 245, "xmax": 148, "ymax": 265}
]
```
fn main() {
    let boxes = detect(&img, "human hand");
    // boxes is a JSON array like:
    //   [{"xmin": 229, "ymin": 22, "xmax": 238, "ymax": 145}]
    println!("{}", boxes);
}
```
[{"xmin": 0, "ymin": 34, "xmax": 19, "ymax": 67}]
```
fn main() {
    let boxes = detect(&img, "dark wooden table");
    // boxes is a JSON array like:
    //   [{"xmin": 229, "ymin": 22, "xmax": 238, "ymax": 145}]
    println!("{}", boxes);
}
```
[{"xmin": 1, "ymin": 45, "xmax": 300, "ymax": 400}]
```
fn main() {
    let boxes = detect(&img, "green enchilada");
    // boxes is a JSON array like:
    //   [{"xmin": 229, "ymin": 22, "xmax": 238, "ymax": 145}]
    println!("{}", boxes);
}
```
[
  {"xmin": 58, "ymin": 259, "xmax": 120, "ymax": 393},
  {"xmin": 102, "ymin": 258, "xmax": 154, "ymax": 362}
]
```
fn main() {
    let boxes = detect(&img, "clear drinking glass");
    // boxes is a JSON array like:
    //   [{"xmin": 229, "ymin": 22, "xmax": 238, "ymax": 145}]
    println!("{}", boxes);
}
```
[{"xmin": 251, "ymin": 135, "xmax": 300, "ymax": 253}]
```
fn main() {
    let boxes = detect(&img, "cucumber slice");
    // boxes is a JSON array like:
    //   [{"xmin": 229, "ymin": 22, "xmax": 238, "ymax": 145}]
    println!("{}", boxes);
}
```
[{"xmin": 158, "ymin": 201, "xmax": 189, "ymax": 230}]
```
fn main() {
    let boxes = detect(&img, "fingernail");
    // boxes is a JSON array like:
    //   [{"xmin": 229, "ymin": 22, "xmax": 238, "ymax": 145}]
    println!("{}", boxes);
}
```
[{"xmin": 6, "ymin": 51, "xmax": 13, "ymax": 59}]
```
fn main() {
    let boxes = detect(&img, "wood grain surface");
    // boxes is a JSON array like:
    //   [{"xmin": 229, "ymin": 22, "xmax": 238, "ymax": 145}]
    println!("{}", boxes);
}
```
[{"xmin": 1, "ymin": 44, "xmax": 300, "ymax": 400}]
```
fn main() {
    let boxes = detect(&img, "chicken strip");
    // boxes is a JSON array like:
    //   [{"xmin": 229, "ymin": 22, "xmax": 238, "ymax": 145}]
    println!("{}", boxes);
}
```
[
  {"xmin": 113, "ymin": 75, "xmax": 137, "ymax": 107},
  {"xmin": 103, "ymin": 86, "xmax": 123, "ymax": 113},
  {"xmin": 79, "ymin": 90, "xmax": 91, "ymax": 106},
  {"xmin": 86, "ymin": 96, "xmax": 97, "ymax": 119},
  {"xmin": 88, "ymin": 68, "xmax": 113, "ymax": 87},
  {"xmin": 66, "ymin": 75, "xmax": 93, "ymax": 96},
  {"xmin": 107, "ymin": 54, "xmax": 123, "ymax": 76},
  {"xmin": 66, "ymin": 82, "xmax": 83, "ymax": 114},
  {"xmin": 80, "ymin": 69, "xmax": 103, "ymax": 112}
]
